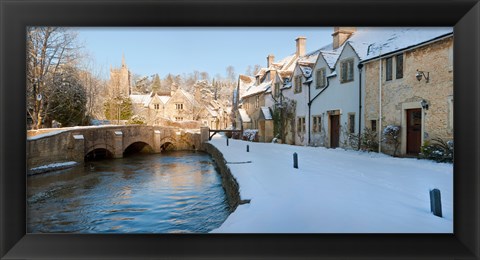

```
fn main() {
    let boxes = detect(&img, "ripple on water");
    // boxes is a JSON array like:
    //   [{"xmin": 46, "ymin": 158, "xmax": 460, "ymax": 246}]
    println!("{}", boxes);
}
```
[{"xmin": 27, "ymin": 151, "xmax": 230, "ymax": 233}]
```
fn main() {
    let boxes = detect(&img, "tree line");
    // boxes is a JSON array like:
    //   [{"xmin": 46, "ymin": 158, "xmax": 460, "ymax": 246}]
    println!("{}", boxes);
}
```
[{"xmin": 27, "ymin": 27, "xmax": 261, "ymax": 129}]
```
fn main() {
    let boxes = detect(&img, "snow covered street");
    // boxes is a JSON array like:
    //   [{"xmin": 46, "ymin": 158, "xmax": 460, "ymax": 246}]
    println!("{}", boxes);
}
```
[{"xmin": 209, "ymin": 136, "xmax": 453, "ymax": 233}]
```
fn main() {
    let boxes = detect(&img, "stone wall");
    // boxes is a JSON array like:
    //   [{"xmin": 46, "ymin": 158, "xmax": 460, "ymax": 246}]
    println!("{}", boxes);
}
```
[
  {"xmin": 27, "ymin": 131, "xmax": 84, "ymax": 171},
  {"xmin": 203, "ymin": 143, "xmax": 241, "ymax": 212},
  {"xmin": 364, "ymin": 36, "xmax": 453, "ymax": 155}
]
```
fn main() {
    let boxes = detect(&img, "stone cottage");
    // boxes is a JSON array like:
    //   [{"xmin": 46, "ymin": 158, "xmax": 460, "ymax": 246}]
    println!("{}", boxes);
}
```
[{"xmin": 358, "ymin": 28, "xmax": 453, "ymax": 156}]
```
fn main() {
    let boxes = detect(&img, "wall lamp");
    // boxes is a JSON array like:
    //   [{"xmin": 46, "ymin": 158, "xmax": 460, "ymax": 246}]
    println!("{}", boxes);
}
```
[
  {"xmin": 420, "ymin": 99, "xmax": 429, "ymax": 110},
  {"xmin": 416, "ymin": 70, "xmax": 430, "ymax": 83}
]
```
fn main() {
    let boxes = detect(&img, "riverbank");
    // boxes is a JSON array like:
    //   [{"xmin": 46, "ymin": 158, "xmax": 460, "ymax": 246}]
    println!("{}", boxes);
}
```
[
  {"xmin": 28, "ymin": 161, "xmax": 79, "ymax": 176},
  {"xmin": 208, "ymin": 136, "xmax": 453, "ymax": 233}
]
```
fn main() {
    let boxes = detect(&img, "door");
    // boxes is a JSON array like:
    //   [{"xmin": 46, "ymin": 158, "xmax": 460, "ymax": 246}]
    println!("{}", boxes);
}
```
[
  {"xmin": 406, "ymin": 108, "xmax": 422, "ymax": 154},
  {"xmin": 330, "ymin": 115, "xmax": 340, "ymax": 148}
]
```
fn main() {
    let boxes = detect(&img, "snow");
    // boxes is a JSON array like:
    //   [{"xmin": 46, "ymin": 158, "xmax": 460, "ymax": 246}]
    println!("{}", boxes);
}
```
[
  {"xmin": 241, "ymin": 80, "xmax": 272, "ymax": 99},
  {"xmin": 27, "ymin": 130, "xmax": 69, "ymax": 140},
  {"xmin": 348, "ymin": 27, "xmax": 453, "ymax": 61},
  {"xmin": 29, "ymin": 161, "xmax": 79, "ymax": 175},
  {"xmin": 158, "ymin": 96, "xmax": 171, "ymax": 104},
  {"xmin": 299, "ymin": 66, "xmax": 312, "ymax": 77},
  {"xmin": 321, "ymin": 50, "xmax": 341, "ymax": 69},
  {"xmin": 209, "ymin": 137, "xmax": 453, "ymax": 233},
  {"xmin": 238, "ymin": 108, "xmax": 251, "ymax": 123},
  {"xmin": 242, "ymin": 129, "xmax": 258, "ymax": 141},
  {"xmin": 260, "ymin": 107, "xmax": 272, "ymax": 120}
]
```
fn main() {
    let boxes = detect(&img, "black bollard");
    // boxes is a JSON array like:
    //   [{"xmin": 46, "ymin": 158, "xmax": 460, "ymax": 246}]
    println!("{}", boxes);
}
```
[
  {"xmin": 226, "ymin": 137, "xmax": 229, "ymax": 146},
  {"xmin": 429, "ymin": 189, "xmax": 442, "ymax": 218},
  {"xmin": 293, "ymin": 152, "xmax": 298, "ymax": 169},
  {"xmin": 246, "ymin": 145, "xmax": 249, "ymax": 152}
]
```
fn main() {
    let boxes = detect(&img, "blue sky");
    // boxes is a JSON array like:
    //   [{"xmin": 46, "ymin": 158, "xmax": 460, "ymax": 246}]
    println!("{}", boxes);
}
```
[{"xmin": 75, "ymin": 27, "xmax": 333, "ymax": 80}]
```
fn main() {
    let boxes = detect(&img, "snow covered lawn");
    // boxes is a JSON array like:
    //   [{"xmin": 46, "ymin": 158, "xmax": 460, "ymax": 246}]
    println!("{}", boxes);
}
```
[{"xmin": 209, "ymin": 136, "xmax": 453, "ymax": 233}]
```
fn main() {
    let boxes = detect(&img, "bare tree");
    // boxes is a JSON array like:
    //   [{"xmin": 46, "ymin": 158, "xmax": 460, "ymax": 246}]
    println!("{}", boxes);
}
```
[
  {"xmin": 77, "ymin": 57, "xmax": 107, "ymax": 120},
  {"xmin": 27, "ymin": 27, "xmax": 81, "ymax": 129}
]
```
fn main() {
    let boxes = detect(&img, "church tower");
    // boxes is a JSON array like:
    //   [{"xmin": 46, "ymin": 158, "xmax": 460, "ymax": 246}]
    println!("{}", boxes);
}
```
[{"xmin": 109, "ymin": 53, "xmax": 131, "ymax": 97}]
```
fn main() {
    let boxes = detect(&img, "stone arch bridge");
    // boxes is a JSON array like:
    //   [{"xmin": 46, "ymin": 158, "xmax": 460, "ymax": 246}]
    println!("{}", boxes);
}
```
[{"xmin": 27, "ymin": 125, "xmax": 210, "ymax": 170}]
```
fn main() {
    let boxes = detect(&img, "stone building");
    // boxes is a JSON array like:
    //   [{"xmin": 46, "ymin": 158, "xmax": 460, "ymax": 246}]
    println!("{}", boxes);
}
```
[
  {"xmin": 107, "ymin": 55, "xmax": 230, "ymax": 129},
  {"xmin": 108, "ymin": 54, "xmax": 131, "ymax": 97},
  {"xmin": 361, "ymin": 29, "xmax": 453, "ymax": 155},
  {"xmin": 233, "ymin": 37, "xmax": 303, "ymax": 142}
]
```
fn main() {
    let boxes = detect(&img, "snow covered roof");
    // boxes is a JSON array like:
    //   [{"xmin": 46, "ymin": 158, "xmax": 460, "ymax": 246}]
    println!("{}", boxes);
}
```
[
  {"xmin": 271, "ymin": 54, "xmax": 298, "ymax": 72},
  {"xmin": 130, "ymin": 94, "xmax": 151, "ymax": 107},
  {"xmin": 238, "ymin": 108, "xmax": 251, "ymax": 123},
  {"xmin": 158, "ymin": 96, "xmax": 171, "ymax": 104},
  {"xmin": 299, "ymin": 65, "xmax": 313, "ymax": 78},
  {"xmin": 347, "ymin": 27, "xmax": 453, "ymax": 62},
  {"xmin": 320, "ymin": 50, "xmax": 341, "ymax": 69},
  {"xmin": 238, "ymin": 74, "xmax": 256, "ymax": 96},
  {"xmin": 298, "ymin": 49, "xmax": 321, "ymax": 64},
  {"xmin": 177, "ymin": 88, "xmax": 197, "ymax": 105},
  {"xmin": 260, "ymin": 106, "xmax": 272, "ymax": 120},
  {"xmin": 241, "ymin": 80, "xmax": 272, "ymax": 99}
]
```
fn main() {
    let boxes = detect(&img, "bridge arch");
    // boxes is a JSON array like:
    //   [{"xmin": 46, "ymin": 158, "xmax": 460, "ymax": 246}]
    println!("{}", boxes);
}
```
[
  {"xmin": 85, "ymin": 144, "xmax": 116, "ymax": 161},
  {"xmin": 123, "ymin": 141, "xmax": 154, "ymax": 156}
]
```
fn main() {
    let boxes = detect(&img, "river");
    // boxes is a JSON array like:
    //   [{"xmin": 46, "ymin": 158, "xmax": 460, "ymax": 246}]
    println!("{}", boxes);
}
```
[{"xmin": 27, "ymin": 151, "xmax": 230, "ymax": 233}]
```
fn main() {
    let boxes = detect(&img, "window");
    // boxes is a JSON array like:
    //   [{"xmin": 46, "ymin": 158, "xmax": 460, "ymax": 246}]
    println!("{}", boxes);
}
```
[
  {"xmin": 386, "ymin": 57, "xmax": 393, "ymax": 81},
  {"xmin": 312, "ymin": 116, "xmax": 321, "ymax": 133},
  {"xmin": 175, "ymin": 103, "xmax": 183, "ymax": 110},
  {"xmin": 274, "ymin": 82, "xmax": 280, "ymax": 98},
  {"xmin": 255, "ymin": 96, "xmax": 259, "ymax": 108},
  {"xmin": 371, "ymin": 120, "xmax": 377, "ymax": 132},
  {"xmin": 175, "ymin": 117, "xmax": 183, "ymax": 121},
  {"xmin": 348, "ymin": 113, "xmax": 355, "ymax": 134},
  {"xmin": 297, "ymin": 117, "xmax": 306, "ymax": 133},
  {"xmin": 396, "ymin": 54, "xmax": 403, "ymax": 79},
  {"xmin": 154, "ymin": 104, "xmax": 160, "ymax": 110},
  {"xmin": 316, "ymin": 68, "xmax": 326, "ymax": 88},
  {"xmin": 294, "ymin": 75, "xmax": 302, "ymax": 93},
  {"xmin": 340, "ymin": 59, "xmax": 354, "ymax": 83}
]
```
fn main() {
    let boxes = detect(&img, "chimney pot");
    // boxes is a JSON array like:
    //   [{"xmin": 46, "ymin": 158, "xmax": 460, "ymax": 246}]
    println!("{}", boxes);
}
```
[
  {"xmin": 296, "ymin": 37, "xmax": 307, "ymax": 57},
  {"xmin": 332, "ymin": 27, "xmax": 356, "ymax": 49},
  {"xmin": 267, "ymin": 54, "xmax": 275, "ymax": 68}
]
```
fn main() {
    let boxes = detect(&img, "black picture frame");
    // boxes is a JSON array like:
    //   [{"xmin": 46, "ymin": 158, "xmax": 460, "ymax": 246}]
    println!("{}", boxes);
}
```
[{"xmin": 1, "ymin": 0, "xmax": 479, "ymax": 259}]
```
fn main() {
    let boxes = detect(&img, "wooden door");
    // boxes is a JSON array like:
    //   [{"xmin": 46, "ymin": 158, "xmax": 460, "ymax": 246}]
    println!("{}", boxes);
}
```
[
  {"xmin": 406, "ymin": 108, "xmax": 422, "ymax": 154},
  {"xmin": 330, "ymin": 115, "xmax": 340, "ymax": 148}
]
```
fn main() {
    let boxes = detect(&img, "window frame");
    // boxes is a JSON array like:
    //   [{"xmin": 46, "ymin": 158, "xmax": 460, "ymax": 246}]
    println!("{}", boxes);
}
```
[
  {"xmin": 297, "ymin": 116, "xmax": 306, "ymax": 133},
  {"xmin": 312, "ymin": 115, "xmax": 321, "ymax": 133},
  {"xmin": 371, "ymin": 119, "xmax": 377, "ymax": 132},
  {"xmin": 396, "ymin": 53, "xmax": 404, "ymax": 79},
  {"xmin": 340, "ymin": 59, "xmax": 354, "ymax": 83},
  {"xmin": 316, "ymin": 67, "xmax": 327, "ymax": 89},
  {"xmin": 386, "ymin": 57, "xmax": 393, "ymax": 81},
  {"xmin": 294, "ymin": 75, "xmax": 302, "ymax": 93},
  {"xmin": 175, "ymin": 103, "xmax": 184, "ymax": 110},
  {"xmin": 348, "ymin": 113, "xmax": 355, "ymax": 134}
]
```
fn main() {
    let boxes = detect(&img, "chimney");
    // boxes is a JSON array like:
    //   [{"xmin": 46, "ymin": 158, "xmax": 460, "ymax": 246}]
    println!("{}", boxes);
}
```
[
  {"xmin": 332, "ymin": 27, "xmax": 356, "ymax": 49},
  {"xmin": 267, "ymin": 54, "xmax": 275, "ymax": 68},
  {"xmin": 295, "ymin": 37, "xmax": 306, "ymax": 57}
]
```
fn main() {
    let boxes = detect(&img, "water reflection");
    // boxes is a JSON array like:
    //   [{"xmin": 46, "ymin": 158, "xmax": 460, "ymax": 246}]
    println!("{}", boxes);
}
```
[{"xmin": 27, "ymin": 151, "xmax": 230, "ymax": 233}]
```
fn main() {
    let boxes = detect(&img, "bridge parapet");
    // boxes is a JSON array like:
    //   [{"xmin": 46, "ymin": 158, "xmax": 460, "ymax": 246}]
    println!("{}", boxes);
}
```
[{"xmin": 27, "ymin": 125, "xmax": 204, "ymax": 172}]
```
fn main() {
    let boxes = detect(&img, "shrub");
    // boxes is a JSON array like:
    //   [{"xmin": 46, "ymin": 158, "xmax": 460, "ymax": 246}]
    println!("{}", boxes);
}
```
[
  {"xmin": 420, "ymin": 138, "xmax": 453, "ymax": 163},
  {"xmin": 382, "ymin": 125, "xmax": 401, "ymax": 156},
  {"xmin": 127, "ymin": 115, "xmax": 146, "ymax": 125},
  {"xmin": 360, "ymin": 128, "xmax": 379, "ymax": 152},
  {"xmin": 243, "ymin": 129, "xmax": 259, "ymax": 142}
]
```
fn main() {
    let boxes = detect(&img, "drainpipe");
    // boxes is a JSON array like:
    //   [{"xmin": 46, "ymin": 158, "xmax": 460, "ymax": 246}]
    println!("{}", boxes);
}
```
[
  {"xmin": 307, "ymin": 74, "xmax": 333, "ymax": 145},
  {"xmin": 306, "ymin": 78, "xmax": 312, "ymax": 145},
  {"xmin": 357, "ymin": 63, "xmax": 363, "ymax": 150},
  {"xmin": 378, "ymin": 47, "xmax": 383, "ymax": 153}
]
